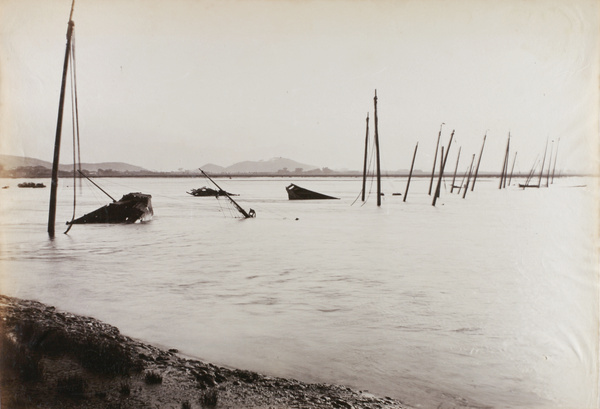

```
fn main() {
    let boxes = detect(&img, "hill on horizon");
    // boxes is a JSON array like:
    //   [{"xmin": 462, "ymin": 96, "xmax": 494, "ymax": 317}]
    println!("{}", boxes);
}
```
[
  {"xmin": 199, "ymin": 157, "xmax": 320, "ymax": 174},
  {"xmin": 0, "ymin": 154, "xmax": 148, "ymax": 173}
]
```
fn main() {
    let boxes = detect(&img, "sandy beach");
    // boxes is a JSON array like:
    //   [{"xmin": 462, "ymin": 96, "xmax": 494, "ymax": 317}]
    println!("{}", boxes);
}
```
[{"xmin": 0, "ymin": 294, "xmax": 414, "ymax": 409}]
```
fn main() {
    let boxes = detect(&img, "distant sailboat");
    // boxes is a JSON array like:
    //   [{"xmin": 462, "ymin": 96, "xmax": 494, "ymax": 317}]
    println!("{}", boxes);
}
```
[{"xmin": 47, "ymin": 0, "xmax": 152, "ymax": 236}]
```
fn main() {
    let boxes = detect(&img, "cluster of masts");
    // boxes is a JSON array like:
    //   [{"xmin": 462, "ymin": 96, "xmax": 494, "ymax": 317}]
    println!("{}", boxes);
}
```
[{"xmin": 359, "ymin": 90, "xmax": 561, "ymax": 207}]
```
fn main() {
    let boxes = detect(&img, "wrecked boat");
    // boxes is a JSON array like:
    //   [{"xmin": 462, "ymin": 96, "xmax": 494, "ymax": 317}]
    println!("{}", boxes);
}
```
[
  {"xmin": 18, "ymin": 182, "xmax": 46, "ymax": 188},
  {"xmin": 187, "ymin": 186, "xmax": 237, "ymax": 197},
  {"xmin": 67, "ymin": 192, "xmax": 153, "ymax": 225},
  {"xmin": 199, "ymin": 170, "xmax": 255, "ymax": 218},
  {"xmin": 286, "ymin": 184, "xmax": 339, "ymax": 200}
]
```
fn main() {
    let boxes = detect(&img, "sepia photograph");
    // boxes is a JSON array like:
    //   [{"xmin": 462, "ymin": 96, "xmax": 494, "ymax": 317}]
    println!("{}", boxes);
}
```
[{"xmin": 0, "ymin": 0, "xmax": 598, "ymax": 408}]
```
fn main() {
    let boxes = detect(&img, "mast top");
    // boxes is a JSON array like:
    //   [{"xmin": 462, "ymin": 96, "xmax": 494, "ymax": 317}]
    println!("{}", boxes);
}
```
[{"xmin": 69, "ymin": 0, "xmax": 76, "ymax": 22}]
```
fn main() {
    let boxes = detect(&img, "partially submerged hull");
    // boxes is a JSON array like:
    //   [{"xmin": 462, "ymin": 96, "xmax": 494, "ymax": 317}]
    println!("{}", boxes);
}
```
[
  {"xmin": 68, "ymin": 192, "xmax": 153, "ymax": 224},
  {"xmin": 18, "ymin": 182, "xmax": 46, "ymax": 188},
  {"xmin": 286, "ymin": 184, "xmax": 339, "ymax": 200},
  {"xmin": 187, "ymin": 186, "xmax": 236, "ymax": 197}
]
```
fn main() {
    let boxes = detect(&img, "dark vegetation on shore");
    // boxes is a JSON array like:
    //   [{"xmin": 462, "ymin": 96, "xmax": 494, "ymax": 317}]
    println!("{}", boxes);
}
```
[{"xmin": 0, "ymin": 294, "xmax": 410, "ymax": 409}]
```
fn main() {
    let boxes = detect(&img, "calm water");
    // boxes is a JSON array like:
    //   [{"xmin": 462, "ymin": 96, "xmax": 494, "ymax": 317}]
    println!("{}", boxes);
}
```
[{"xmin": 0, "ymin": 176, "xmax": 597, "ymax": 409}]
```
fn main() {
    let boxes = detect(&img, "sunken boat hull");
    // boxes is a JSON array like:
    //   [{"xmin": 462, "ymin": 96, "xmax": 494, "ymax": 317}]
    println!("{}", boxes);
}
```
[
  {"xmin": 187, "ymin": 187, "xmax": 236, "ymax": 197},
  {"xmin": 68, "ymin": 192, "xmax": 153, "ymax": 224},
  {"xmin": 286, "ymin": 184, "xmax": 339, "ymax": 200}
]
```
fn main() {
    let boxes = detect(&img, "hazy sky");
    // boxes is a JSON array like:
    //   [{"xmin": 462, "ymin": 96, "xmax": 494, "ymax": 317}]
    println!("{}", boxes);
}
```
[{"xmin": 1, "ymin": 0, "xmax": 598, "ymax": 173}]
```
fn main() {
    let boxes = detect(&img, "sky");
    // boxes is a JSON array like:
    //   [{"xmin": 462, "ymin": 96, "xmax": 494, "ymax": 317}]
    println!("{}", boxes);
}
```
[{"xmin": 0, "ymin": 0, "xmax": 598, "ymax": 173}]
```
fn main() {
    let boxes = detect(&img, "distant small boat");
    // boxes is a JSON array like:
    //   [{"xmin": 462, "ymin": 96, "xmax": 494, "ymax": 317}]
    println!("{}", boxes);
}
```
[
  {"xmin": 286, "ymin": 184, "xmax": 339, "ymax": 200},
  {"xmin": 187, "ymin": 186, "xmax": 237, "ymax": 197},
  {"xmin": 18, "ymin": 182, "xmax": 46, "ymax": 188},
  {"xmin": 519, "ymin": 183, "xmax": 540, "ymax": 188},
  {"xmin": 67, "ymin": 192, "xmax": 153, "ymax": 225},
  {"xmin": 2, "ymin": 186, "xmax": 10, "ymax": 189}
]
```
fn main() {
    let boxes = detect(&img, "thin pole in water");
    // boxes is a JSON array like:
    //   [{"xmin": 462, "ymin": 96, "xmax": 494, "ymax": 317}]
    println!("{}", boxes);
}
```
[
  {"xmin": 546, "ymin": 140, "xmax": 553, "ymax": 187},
  {"xmin": 463, "ymin": 154, "xmax": 476, "ymax": 199},
  {"xmin": 551, "ymin": 138, "xmax": 560, "ymax": 183},
  {"xmin": 403, "ymin": 142, "xmax": 418, "ymax": 202},
  {"xmin": 508, "ymin": 151, "xmax": 517, "ymax": 186},
  {"xmin": 450, "ymin": 146, "xmax": 461, "ymax": 194},
  {"xmin": 361, "ymin": 113, "xmax": 369, "ymax": 202},
  {"xmin": 373, "ymin": 90, "xmax": 382, "ymax": 206},
  {"xmin": 432, "ymin": 146, "xmax": 444, "ymax": 206},
  {"xmin": 428, "ymin": 123, "xmax": 444, "ymax": 195},
  {"xmin": 537, "ymin": 138, "xmax": 548, "ymax": 188},
  {"xmin": 432, "ymin": 130, "xmax": 454, "ymax": 206},
  {"xmin": 471, "ymin": 131, "xmax": 487, "ymax": 191},
  {"xmin": 499, "ymin": 133, "xmax": 510, "ymax": 189}
]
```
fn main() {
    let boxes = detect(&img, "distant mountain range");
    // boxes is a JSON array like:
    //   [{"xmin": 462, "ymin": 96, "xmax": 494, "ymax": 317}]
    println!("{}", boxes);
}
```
[
  {"xmin": 0, "ymin": 154, "xmax": 322, "ymax": 174},
  {"xmin": 0, "ymin": 154, "xmax": 148, "ymax": 173},
  {"xmin": 199, "ymin": 157, "xmax": 319, "ymax": 174}
]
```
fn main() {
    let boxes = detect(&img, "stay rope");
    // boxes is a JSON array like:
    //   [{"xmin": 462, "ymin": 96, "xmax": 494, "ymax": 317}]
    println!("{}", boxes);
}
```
[{"xmin": 64, "ymin": 30, "xmax": 81, "ymax": 234}]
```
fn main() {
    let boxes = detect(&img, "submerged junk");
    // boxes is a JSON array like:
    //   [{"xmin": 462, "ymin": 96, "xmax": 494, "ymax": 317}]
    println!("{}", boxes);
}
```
[
  {"xmin": 67, "ymin": 192, "xmax": 153, "ymax": 224},
  {"xmin": 286, "ymin": 184, "xmax": 339, "ymax": 200},
  {"xmin": 18, "ymin": 182, "xmax": 46, "ymax": 188},
  {"xmin": 187, "ymin": 186, "xmax": 236, "ymax": 197}
]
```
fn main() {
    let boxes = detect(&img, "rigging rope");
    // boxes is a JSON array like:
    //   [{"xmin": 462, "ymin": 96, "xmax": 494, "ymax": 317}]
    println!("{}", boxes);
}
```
[
  {"xmin": 351, "ymin": 133, "xmax": 378, "ymax": 206},
  {"xmin": 64, "ymin": 30, "xmax": 79, "ymax": 234}
]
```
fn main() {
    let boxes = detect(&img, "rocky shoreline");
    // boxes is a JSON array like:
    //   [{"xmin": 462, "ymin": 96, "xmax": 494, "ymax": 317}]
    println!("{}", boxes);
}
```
[{"xmin": 0, "ymin": 294, "xmax": 411, "ymax": 409}]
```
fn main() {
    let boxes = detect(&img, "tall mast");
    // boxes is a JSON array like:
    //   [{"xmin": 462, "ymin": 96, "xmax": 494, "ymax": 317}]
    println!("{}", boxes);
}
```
[
  {"xmin": 428, "ymin": 123, "xmax": 444, "ymax": 195},
  {"xmin": 546, "ymin": 141, "xmax": 553, "ymax": 187},
  {"xmin": 551, "ymin": 138, "xmax": 560, "ymax": 183},
  {"xmin": 373, "ymin": 90, "xmax": 382, "ymax": 206},
  {"xmin": 361, "ymin": 113, "xmax": 369, "ymax": 202},
  {"xmin": 403, "ymin": 142, "xmax": 418, "ymax": 202},
  {"xmin": 48, "ymin": 0, "xmax": 76, "ymax": 237},
  {"xmin": 432, "ymin": 130, "xmax": 454, "ymax": 206},
  {"xmin": 537, "ymin": 138, "xmax": 548, "ymax": 187},
  {"xmin": 450, "ymin": 146, "xmax": 461, "ymax": 194},
  {"xmin": 508, "ymin": 151, "xmax": 517, "ymax": 186},
  {"xmin": 499, "ymin": 133, "xmax": 510, "ymax": 189},
  {"xmin": 471, "ymin": 131, "xmax": 487, "ymax": 191}
]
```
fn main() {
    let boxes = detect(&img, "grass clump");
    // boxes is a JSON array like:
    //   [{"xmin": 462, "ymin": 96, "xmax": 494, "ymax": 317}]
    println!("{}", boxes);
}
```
[
  {"xmin": 144, "ymin": 370, "xmax": 163, "ymax": 385},
  {"xmin": 0, "ymin": 329, "xmax": 44, "ymax": 382},
  {"xmin": 119, "ymin": 381, "xmax": 131, "ymax": 396},
  {"xmin": 199, "ymin": 388, "xmax": 218, "ymax": 408},
  {"xmin": 56, "ymin": 374, "xmax": 87, "ymax": 398}
]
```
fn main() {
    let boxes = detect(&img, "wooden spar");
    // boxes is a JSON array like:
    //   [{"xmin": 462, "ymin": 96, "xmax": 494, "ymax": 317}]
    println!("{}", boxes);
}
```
[
  {"xmin": 432, "ymin": 130, "xmax": 454, "ymax": 205},
  {"xmin": 48, "ymin": 0, "xmax": 76, "ymax": 237},
  {"xmin": 508, "ymin": 151, "xmax": 517, "ymax": 186},
  {"xmin": 502, "ymin": 135, "xmax": 510, "ymax": 189},
  {"xmin": 361, "ymin": 113, "xmax": 370, "ymax": 202},
  {"xmin": 200, "ymin": 170, "xmax": 255, "ymax": 218},
  {"xmin": 77, "ymin": 170, "xmax": 115, "ymax": 202},
  {"xmin": 373, "ymin": 90, "xmax": 381, "ymax": 206},
  {"xmin": 546, "ymin": 141, "xmax": 553, "ymax": 187},
  {"xmin": 403, "ymin": 142, "xmax": 418, "ymax": 202},
  {"xmin": 551, "ymin": 138, "xmax": 560, "ymax": 183},
  {"xmin": 537, "ymin": 138, "xmax": 548, "ymax": 188},
  {"xmin": 523, "ymin": 158, "xmax": 539, "ymax": 188},
  {"xmin": 428, "ymin": 123, "xmax": 444, "ymax": 195},
  {"xmin": 498, "ymin": 133, "xmax": 510, "ymax": 189},
  {"xmin": 470, "ymin": 131, "xmax": 487, "ymax": 191},
  {"xmin": 463, "ymin": 154, "xmax": 476, "ymax": 199},
  {"xmin": 457, "ymin": 163, "xmax": 469, "ymax": 195},
  {"xmin": 450, "ymin": 146, "xmax": 461, "ymax": 193},
  {"xmin": 432, "ymin": 147, "xmax": 444, "ymax": 206}
]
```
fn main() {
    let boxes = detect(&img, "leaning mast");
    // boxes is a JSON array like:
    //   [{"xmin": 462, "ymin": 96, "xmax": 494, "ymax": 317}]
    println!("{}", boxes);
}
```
[{"xmin": 48, "ymin": 0, "xmax": 76, "ymax": 237}]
